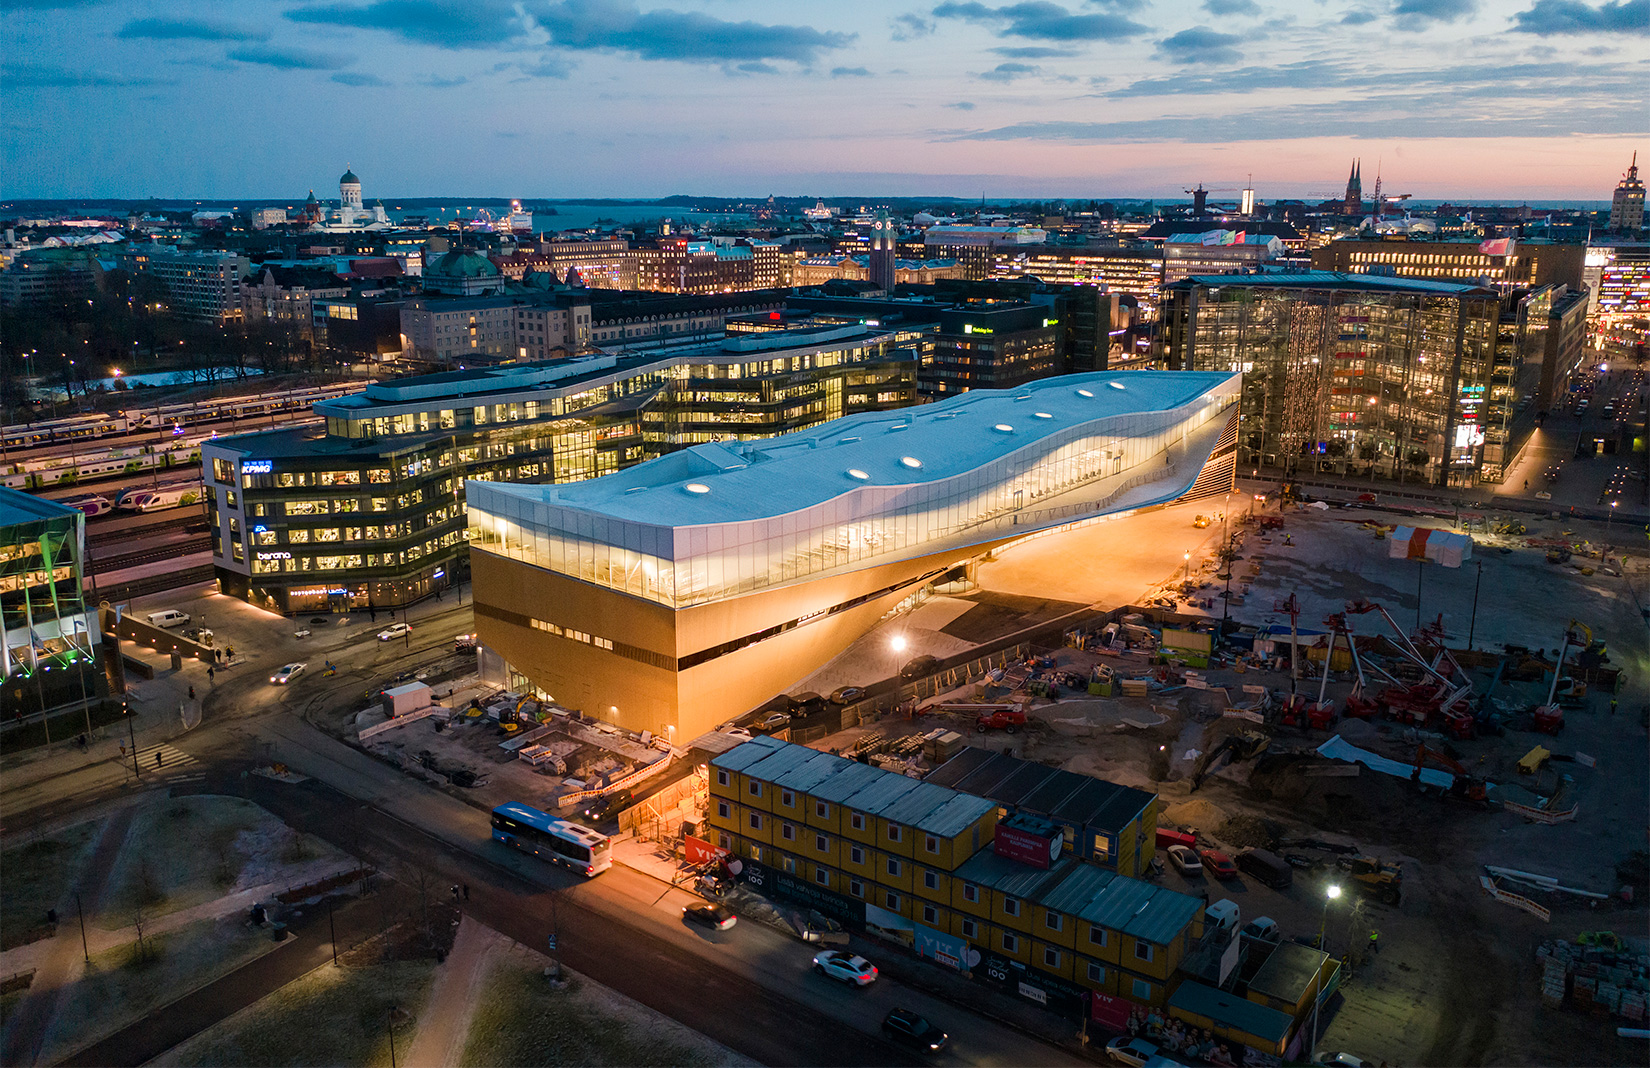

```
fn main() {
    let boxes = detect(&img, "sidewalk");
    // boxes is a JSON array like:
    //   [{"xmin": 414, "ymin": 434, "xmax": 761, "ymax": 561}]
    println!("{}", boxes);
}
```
[
  {"xmin": 610, "ymin": 836, "xmax": 1109, "ymax": 1064},
  {"xmin": 401, "ymin": 916, "xmax": 506, "ymax": 1068}
]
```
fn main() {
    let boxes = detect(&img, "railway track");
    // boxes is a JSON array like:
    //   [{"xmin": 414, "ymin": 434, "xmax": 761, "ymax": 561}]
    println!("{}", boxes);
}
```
[
  {"xmin": 87, "ymin": 514, "xmax": 202, "ymax": 547},
  {"xmin": 89, "ymin": 536, "xmax": 212, "ymax": 574},
  {"xmin": 94, "ymin": 564, "xmax": 216, "ymax": 605}
]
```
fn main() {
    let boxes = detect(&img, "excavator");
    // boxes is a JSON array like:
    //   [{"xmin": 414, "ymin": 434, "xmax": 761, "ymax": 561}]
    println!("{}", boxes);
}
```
[
  {"xmin": 1338, "ymin": 854, "xmax": 1403, "ymax": 905},
  {"xmin": 1413, "ymin": 744, "xmax": 1490, "ymax": 805}
]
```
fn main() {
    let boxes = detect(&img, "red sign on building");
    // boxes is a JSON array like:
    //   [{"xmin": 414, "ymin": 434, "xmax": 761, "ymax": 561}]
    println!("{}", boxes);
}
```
[
  {"xmin": 684, "ymin": 835, "xmax": 727, "ymax": 866},
  {"xmin": 993, "ymin": 822, "xmax": 1062, "ymax": 869}
]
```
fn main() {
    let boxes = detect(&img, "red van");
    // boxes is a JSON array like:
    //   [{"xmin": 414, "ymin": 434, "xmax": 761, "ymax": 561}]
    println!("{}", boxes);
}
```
[{"xmin": 1156, "ymin": 827, "xmax": 1197, "ymax": 850}]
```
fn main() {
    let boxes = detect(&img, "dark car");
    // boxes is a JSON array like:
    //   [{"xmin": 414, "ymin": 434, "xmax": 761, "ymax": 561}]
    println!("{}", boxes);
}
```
[
  {"xmin": 448, "ymin": 769, "xmax": 488, "ymax": 789},
  {"xmin": 789, "ymin": 692, "xmax": 828, "ymax": 717},
  {"xmin": 683, "ymin": 903, "xmax": 736, "ymax": 931},
  {"xmin": 581, "ymin": 791, "xmax": 630, "ymax": 823},
  {"xmin": 900, "ymin": 655, "xmax": 941, "ymax": 679},
  {"xmin": 882, "ymin": 1008, "xmax": 948, "ymax": 1052},
  {"xmin": 830, "ymin": 685, "xmax": 866, "ymax": 705},
  {"xmin": 308, "ymin": 616, "xmax": 332, "ymax": 627}
]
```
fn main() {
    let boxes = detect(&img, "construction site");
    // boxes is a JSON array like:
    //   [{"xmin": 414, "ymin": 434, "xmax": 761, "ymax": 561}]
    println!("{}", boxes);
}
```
[{"xmin": 758, "ymin": 495, "xmax": 1650, "ymax": 1066}]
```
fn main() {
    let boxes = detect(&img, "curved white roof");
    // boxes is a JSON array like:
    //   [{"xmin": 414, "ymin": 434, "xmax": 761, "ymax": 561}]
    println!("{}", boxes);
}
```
[{"xmin": 475, "ymin": 370, "xmax": 1236, "ymax": 527}]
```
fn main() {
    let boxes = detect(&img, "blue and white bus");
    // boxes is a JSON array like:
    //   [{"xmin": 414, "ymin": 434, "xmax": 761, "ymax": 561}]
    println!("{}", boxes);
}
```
[{"xmin": 491, "ymin": 802, "xmax": 612, "ymax": 877}]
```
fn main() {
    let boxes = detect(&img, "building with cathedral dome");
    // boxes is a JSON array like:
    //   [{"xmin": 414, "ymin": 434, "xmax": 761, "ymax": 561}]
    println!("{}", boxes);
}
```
[{"xmin": 302, "ymin": 166, "xmax": 390, "ymax": 231}]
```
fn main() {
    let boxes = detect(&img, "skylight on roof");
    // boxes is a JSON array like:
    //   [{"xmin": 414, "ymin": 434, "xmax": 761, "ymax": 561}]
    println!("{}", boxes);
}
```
[
  {"xmin": 1076, "ymin": 389, "xmax": 1095, "ymax": 398},
  {"xmin": 1109, "ymin": 381, "xmax": 1126, "ymax": 390},
  {"xmin": 900, "ymin": 457, "xmax": 922, "ymax": 469},
  {"xmin": 847, "ymin": 468, "xmax": 870, "ymax": 480},
  {"xmin": 1034, "ymin": 412, "xmax": 1053, "ymax": 419},
  {"xmin": 993, "ymin": 423, "xmax": 1013, "ymax": 433},
  {"xmin": 684, "ymin": 483, "xmax": 710, "ymax": 494}
]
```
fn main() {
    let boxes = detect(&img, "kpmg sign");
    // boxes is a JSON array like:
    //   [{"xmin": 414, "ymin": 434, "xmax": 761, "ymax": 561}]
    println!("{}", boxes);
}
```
[{"xmin": 242, "ymin": 460, "xmax": 273, "ymax": 474}]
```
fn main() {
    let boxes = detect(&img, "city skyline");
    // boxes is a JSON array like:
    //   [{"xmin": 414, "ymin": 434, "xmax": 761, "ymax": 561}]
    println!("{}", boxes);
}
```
[{"xmin": 1, "ymin": 0, "xmax": 1647, "ymax": 201}]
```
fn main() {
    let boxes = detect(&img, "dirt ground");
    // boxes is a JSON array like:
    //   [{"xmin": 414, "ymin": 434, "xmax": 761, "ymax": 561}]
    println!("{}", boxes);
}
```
[{"xmin": 813, "ymin": 500, "xmax": 1649, "ymax": 1067}]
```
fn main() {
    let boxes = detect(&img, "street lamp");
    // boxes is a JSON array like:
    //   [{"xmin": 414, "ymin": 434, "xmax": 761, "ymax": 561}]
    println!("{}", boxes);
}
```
[
  {"xmin": 1182, "ymin": 551, "xmax": 1191, "ymax": 584},
  {"xmin": 890, "ymin": 634, "xmax": 907, "ymax": 680},
  {"xmin": 1311, "ymin": 884, "xmax": 1342, "ymax": 1060}
]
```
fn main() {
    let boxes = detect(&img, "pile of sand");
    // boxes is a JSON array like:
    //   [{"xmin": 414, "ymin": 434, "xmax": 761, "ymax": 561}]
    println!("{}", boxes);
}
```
[
  {"xmin": 1216, "ymin": 813, "xmax": 1279, "ymax": 849},
  {"xmin": 1163, "ymin": 798, "xmax": 1227, "ymax": 829}
]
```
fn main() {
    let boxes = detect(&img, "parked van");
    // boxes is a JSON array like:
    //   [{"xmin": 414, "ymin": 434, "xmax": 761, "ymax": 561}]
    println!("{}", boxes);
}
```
[
  {"xmin": 146, "ymin": 609, "xmax": 191, "ymax": 629},
  {"xmin": 1156, "ymin": 827, "xmax": 1198, "ymax": 851},
  {"xmin": 1205, "ymin": 899, "xmax": 1240, "ymax": 933},
  {"xmin": 1235, "ymin": 847, "xmax": 1293, "ymax": 890}
]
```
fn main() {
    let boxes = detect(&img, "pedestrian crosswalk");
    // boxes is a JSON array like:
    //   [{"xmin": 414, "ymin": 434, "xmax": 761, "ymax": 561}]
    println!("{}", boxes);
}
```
[{"xmin": 119, "ymin": 741, "xmax": 198, "ymax": 773}]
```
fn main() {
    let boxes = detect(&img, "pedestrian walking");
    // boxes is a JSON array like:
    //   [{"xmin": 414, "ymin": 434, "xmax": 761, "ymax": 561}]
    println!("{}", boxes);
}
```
[
  {"xmin": 119, "ymin": 742, "xmax": 127, "ymax": 759},
  {"xmin": 77, "ymin": 733, "xmax": 88, "ymax": 751},
  {"xmin": 208, "ymin": 666, "xmax": 215, "ymax": 683},
  {"xmin": 1369, "ymin": 930, "xmax": 1380, "ymax": 954},
  {"xmin": 189, "ymin": 685, "xmax": 196, "ymax": 700},
  {"xmin": 462, "ymin": 883, "xmax": 470, "ymax": 901},
  {"xmin": 156, "ymin": 751, "xmax": 164, "ymax": 768},
  {"xmin": 450, "ymin": 884, "xmax": 461, "ymax": 904},
  {"xmin": 1610, "ymin": 696, "xmax": 1618, "ymax": 715}
]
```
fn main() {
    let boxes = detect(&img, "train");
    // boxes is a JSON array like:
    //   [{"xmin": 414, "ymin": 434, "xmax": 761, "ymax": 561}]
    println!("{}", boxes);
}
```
[
  {"xmin": 114, "ymin": 484, "xmax": 202, "ymax": 512},
  {"xmin": 2, "ymin": 383, "xmax": 363, "ymax": 450}
]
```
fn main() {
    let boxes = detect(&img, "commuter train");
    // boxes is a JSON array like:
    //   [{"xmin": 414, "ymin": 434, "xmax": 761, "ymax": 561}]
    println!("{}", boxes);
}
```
[{"xmin": 2, "ymin": 383, "xmax": 362, "ymax": 451}]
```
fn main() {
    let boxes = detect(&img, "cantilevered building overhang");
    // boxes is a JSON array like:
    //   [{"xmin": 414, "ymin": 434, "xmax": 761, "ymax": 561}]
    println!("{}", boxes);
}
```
[{"xmin": 467, "ymin": 370, "xmax": 1240, "ymax": 739}]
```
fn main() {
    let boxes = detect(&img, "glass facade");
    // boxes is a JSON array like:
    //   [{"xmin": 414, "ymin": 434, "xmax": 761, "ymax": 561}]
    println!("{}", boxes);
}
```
[
  {"xmin": 469, "ymin": 375, "xmax": 1238, "ymax": 609},
  {"xmin": 205, "ymin": 328, "xmax": 918, "ymax": 613},
  {"xmin": 2, "ymin": 493, "xmax": 99, "ymax": 714},
  {"xmin": 1163, "ymin": 276, "xmax": 1514, "ymax": 486}
]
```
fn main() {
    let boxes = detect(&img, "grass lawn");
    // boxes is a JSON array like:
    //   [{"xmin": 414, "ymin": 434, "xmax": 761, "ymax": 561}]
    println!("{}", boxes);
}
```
[
  {"xmin": 99, "ymin": 796, "xmax": 336, "ymax": 926},
  {"xmin": 153, "ymin": 958, "xmax": 438, "ymax": 1068},
  {"xmin": 41, "ymin": 913, "xmax": 285, "ymax": 1065},
  {"xmin": 462, "ymin": 955, "xmax": 748, "ymax": 1067},
  {"xmin": 0, "ymin": 818, "xmax": 103, "ymax": 950}
]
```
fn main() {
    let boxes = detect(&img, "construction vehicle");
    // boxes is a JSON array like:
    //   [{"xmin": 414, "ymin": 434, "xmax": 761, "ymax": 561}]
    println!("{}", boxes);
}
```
[
  {"xmin": 1338, "ymin": 854, "xmax": 1403, "ymax": 904},
  {"xmin": 1189, "ymin": 730, "xmax": 1270, "ymax": 792},
  {"xmin": 1531, "ymin": 620, "xmax": 1595, "ymax": 735},
  {"xmin": 1413, "ymin": 744, "xmax": 1490, "ymax": 805},
  {"xmin": 974, "ymin": 708, "xmax": 1027, "ymax": 733}
]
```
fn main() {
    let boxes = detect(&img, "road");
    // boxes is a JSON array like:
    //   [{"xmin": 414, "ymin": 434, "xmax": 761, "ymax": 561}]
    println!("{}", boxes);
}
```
[{"xmin": 4, "ymin": 622, "xmax": 1091, "ymax": 1067}]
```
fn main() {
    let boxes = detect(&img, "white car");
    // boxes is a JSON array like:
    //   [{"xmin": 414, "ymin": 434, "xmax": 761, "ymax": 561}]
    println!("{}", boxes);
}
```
[
  {"xmin": 270, "ymin": 662, "xmax": 306, "ymax": 685},
  {"xmin": 377, "ymin": 623, "xmax": 411, "ymax": 641},
  {"xmin": 1166, "ymin": 843, "xmax": 1203, "ymax": 875},
  {"xmin": 812, "ymin": 950, "xmax": 878, "ymax": 986}
]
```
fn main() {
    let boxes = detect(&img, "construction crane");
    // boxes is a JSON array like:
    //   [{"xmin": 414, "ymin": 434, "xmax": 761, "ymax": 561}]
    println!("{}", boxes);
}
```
[{"xmin": 1344, "ymin": 599, "xmax": 1474, "ymax": 731}]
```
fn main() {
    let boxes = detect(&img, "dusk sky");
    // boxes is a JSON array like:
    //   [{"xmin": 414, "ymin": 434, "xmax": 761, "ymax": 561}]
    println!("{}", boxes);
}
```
[{"xmin": 2, "ymin": 0, "xmax": 1645, "ymax": 202}]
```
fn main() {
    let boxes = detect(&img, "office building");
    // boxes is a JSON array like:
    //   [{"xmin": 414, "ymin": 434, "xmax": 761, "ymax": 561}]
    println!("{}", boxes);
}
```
[
  {"xmin": 1, "ymin": 489, "xmax": 100, "ymax": 717},
  {"xmin": 1162, "ymin": 232, "xmax": 1285, "ymax": 283},
  {"xmin": 634, "ymin": 239, "xmax": 755, "ymax": 294},
  {"xmin": 986, "ymin": 247, "xmax": 1165, "ymax": 318},
  {"xmin": 201, "ymin": 323, "xmax": 917, "ymax": 614},
  {"xmin": 465, "ymin": 370, "xmax": 1239, "ymax": 740},
  {"xmin": 708, "ymin": 737, "xmax": 1203, "ymax": 1015},
  {"xmin": 1310, "ymin": 236, "xmax": 1585, "ymax": 293},
  {"xmin": 1585, "ymin": 242, "xmax": 1650, "ymax": 324},
  {"xmin": 1610, "ymin": 153, "xmax": 1644, "ymax": 232},
  {"xmin": 786, "ymin": 293, "xmax": 1065, "ymax": 400},
  {"xmin": 1161, "ymin": 272, "xmax": 1554, "ymax": 487},
  {"xmin": 792, "ymin": 255, "xmax": 965, "ymax": 289},
  {"xmin": 0, "ymin": 248, "xmax": 98, "ymax": 308},
  {"xmin": 116, "ymin": 246, "xmax": 251, "ymax": 322}
]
